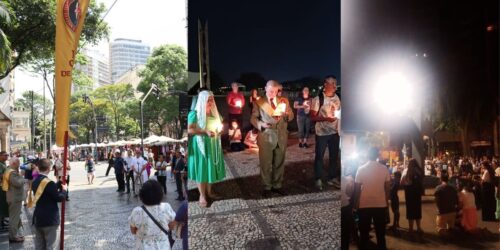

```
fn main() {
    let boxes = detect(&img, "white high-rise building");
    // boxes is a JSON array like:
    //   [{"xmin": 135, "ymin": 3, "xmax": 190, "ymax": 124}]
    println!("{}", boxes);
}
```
[
  {"xmin": 0, "ymin": 72, "xmax": 15, "ymax": 151},
  {"xmin": 76, "ymin": 48, "xmax": 112, "ymax": 90},
  {"xmin": 110, "ymin": 38, "xmax": 151, "ymax": 83}
]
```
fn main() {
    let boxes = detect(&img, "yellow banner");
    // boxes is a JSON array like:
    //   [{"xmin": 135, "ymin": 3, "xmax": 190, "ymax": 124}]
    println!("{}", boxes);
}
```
[{"xmin": 55, "ymin": 0, "xmax": 90, "ymax": 146}]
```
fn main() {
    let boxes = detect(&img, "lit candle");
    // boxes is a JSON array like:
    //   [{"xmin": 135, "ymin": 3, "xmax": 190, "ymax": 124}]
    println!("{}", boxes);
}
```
[
  {"xmin": 278, "ymin": 103, "xmax": 286, "ymax": 113},
  {"xmin": 334, "ymin": 110, "xmax": 341, "ymax": 119},
  {"xmin": 235, "ymin": 100, "xmax": 242, "ymax": 108},
  {"xmin": 217, "ymin": 123, "xmax": 224, "ymax": 133}
]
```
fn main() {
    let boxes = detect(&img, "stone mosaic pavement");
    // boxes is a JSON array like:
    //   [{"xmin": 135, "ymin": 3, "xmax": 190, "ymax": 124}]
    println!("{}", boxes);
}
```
[
  {"xmin": 188, "ymin": 136, "xmax": 341, "ymax": 249},
  {"xmin": 6, "ymin": 161, "xmax": 185, "ymax": 250}
]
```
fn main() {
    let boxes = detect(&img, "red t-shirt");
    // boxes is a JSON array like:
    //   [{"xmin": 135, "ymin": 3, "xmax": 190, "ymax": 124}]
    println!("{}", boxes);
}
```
[{"xmin": 226, "ymin": 91, "xmax": 245, "ymax": 114}]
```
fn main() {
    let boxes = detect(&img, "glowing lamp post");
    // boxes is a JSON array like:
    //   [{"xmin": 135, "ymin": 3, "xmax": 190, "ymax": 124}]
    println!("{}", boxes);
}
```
[{"xmin": 372, "ymin": 72, "xmax": 413, "ymax": 115}]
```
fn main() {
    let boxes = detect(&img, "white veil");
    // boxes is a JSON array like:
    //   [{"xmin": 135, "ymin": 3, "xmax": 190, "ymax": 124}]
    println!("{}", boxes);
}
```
[{"xmin": 194, "ymin": 90, "xmax": 221, "ymax": 157}]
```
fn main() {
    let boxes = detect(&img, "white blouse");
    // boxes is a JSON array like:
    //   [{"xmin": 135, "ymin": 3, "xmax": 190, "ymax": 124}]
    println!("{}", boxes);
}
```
[{"xmin": 128, "ymin": 203, "xmax": 176, "ymax": 250}]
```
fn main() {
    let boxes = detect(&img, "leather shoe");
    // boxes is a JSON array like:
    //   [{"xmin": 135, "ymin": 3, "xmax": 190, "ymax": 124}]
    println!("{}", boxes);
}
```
[
  {"xmin": 261, "ymin": 190, "xmax": 273, "ymax": 198},
  {"xmin": 271, "ymin": 188, "xmax": 286, "ymax": 196}
]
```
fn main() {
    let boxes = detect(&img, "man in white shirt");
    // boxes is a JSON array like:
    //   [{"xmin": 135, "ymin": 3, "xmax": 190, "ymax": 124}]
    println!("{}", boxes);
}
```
[
  {"xmin": 354, "ymin": 147, "xmax": 390, "ymax": 250},
  {"xmin": 133, "ymin": 150, "xmax": 148, "ymax": 194},
  {"xmin": 310, "ymin": 75, "xmax": 341, "ymax": 190},
  {"xmin": 54, "ymin": 154, "xmax": 71, "ymax": 201},
  {"xmin": 155, "ymin": 154, "xmax": 168, "ymax": 194},
  {"xmin": 124, "ymin": 149, "xmax": 136, "ymax": 194}
]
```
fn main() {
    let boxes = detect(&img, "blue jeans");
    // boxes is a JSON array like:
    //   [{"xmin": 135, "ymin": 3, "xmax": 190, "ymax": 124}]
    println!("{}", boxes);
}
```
[
  {"xmin": 314, "ymin": 133, "xmax": 340, "ymax": 180},
  {"xmin": 297, "ymin": 115, "xmax": 311, "ymax": 139}
]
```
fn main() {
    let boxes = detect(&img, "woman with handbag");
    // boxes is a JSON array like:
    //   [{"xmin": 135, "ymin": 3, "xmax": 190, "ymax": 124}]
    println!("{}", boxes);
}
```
[
  {"xmin": 401, "ymin": 159, "xmax": 424, "ymax": 234},
  {"xmin": 129, "ymin": 180, "xmax": 176, "ymax": 250}
]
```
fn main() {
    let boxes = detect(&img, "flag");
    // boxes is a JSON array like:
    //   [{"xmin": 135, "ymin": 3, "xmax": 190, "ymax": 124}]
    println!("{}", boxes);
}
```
[{"xmin": 55, "ymin": 0, "xmax": 90, "ymax": 146}]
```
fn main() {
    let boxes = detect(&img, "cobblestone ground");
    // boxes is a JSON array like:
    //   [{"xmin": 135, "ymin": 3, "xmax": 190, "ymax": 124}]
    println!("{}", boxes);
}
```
[
  {"xmin": 188, "ymin": 136, "xmax": 341, "ymax": 249},
  {"xmin": 6, "ymin": 161, "xmax": 184, "ymax": 250}
]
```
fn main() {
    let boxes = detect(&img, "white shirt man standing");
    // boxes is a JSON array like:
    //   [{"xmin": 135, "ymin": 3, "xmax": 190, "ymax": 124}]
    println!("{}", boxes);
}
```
[
  {"xmin": 124, "ymin": 150, "xmax": 136, "ymax": 194},
  {"xmin": 354, "ymin": 147, "xmax": 390, "ymax": 250},
  {"xmin": 310, "ymin": 75, "xmax": 341, "ymax": 190},
  {"xmin": 133, "ymin": 151, "xmax": 148, "ymax": 186}
]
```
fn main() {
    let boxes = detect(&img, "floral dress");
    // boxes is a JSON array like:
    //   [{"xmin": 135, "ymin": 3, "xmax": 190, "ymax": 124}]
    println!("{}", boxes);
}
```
[{"xmin": 128, "ymin": 203, "xmax": 176, "ymax": 250}]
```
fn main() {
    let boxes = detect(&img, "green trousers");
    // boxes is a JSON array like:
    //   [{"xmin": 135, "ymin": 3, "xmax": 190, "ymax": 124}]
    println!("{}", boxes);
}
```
[
  {"xmin": 257, "ymin": 129, "xmax": 287, "ymax": 190},
  {"xmin": 8, "ymin": 201, "xmax": 22, "ymax": 239}
]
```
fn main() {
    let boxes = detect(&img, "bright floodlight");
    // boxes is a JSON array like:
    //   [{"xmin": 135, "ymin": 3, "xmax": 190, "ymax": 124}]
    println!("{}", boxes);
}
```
[{"xmin": 373, "ymin": 72, "xmax": 413, "ymax": 114}]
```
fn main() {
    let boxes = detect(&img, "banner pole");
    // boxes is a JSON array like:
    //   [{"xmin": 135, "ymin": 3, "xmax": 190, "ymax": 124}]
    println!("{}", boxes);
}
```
[{"xmin": 60, "ymin": 131, "xmax": 68, "ymax": 250}]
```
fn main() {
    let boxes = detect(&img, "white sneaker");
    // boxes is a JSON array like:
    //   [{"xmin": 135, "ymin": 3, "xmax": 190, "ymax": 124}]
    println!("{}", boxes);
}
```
[{"xmin": 315, "ymin": 179, "xmax": 323, "ymax": 191}]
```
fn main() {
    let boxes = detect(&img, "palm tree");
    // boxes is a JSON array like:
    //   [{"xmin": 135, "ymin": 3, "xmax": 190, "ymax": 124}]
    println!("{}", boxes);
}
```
[{"xmin": 0, "ymin": 1, "xmax": 11, "ymax": 73}]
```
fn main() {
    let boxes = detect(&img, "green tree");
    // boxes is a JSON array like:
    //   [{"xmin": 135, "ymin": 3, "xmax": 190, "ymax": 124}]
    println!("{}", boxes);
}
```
[
  {"xmin": 15, "ymin": 90, "xmax": 53, "ymax": 150},
  {"xmin": 93, "ymin": 83, "xmax": 135, "ymax": 140},
  {"xmin": 138, "ymin": 44, "xmax": 187, "ymax": 138},
  {"xmin": 0, "ymin": 1, "xmax": 11, "ymax": 76},
  {"xmin": 69, "ymin": 97, "xmax": 110, "ymax": 144},
  {"xmin": 0, "ymin": 0, "xmax": 109, "ymax": 79}
]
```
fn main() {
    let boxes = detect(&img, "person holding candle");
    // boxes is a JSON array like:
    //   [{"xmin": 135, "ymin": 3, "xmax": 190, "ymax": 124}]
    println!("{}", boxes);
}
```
[
  {"xmin": 249, "ymin": 89, "xmax": 260, "ymax": 111},
  {"xmin": 250, "ymin": 80, "xmax": 294, "ymax": 198},
  {"xmin": 310, "ymin": 75, "xmax": 341, "ymax": 191},
  {"xmin": 294, "ymin": 86, "xmax": 312, "ymax": 148},
  {"xmin": 228, "ymin": 120, "xmax": 244, "ymax": 152},
  {"xmin": 188, "ymin": 90, "xmax": 226, "ymax": 207},
  {"xmin": 226, "ymin": 82, "xmax": 245, "ymax": 128}
]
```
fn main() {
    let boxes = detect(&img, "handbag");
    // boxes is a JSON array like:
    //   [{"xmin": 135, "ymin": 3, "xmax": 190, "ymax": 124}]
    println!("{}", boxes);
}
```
[{"xmin": 141, "ymin": 205, "xmax": 175, "ymax": 247}]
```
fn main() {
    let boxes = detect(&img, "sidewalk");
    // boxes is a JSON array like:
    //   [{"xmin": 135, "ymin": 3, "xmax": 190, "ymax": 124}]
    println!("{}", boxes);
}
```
[
  {"xmin": 5, "ymin": 161, "xmax": 185, "ymax": 250},
  {"xmin": 188, "ymin": 136, "xmax": 341, "ymax": 249}
]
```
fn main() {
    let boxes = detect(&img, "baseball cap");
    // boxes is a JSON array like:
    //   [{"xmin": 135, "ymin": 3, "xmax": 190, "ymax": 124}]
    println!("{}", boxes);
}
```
[{"xmin": 115, "ymin": 149, "xmax": 121, "ymax": 154}]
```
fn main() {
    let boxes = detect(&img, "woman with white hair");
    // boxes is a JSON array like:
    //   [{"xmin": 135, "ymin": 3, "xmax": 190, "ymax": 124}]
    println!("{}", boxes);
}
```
[{"xmin": 187, "ymin": 90, "xmax": 226, "ymax": 207}]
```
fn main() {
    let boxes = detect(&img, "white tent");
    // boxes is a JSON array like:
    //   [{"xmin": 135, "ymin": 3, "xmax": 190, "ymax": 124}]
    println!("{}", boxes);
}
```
[
  {"xmin": 129, "ymin": 138, "xmax": 142, "ymax": 145},
  {"xmin": 152, "ymin": 136, "xmax": 177, "ymax": 146},
  {"xmin": 144, "ymin": 135, "xmax": 161, "ymax": 144}
]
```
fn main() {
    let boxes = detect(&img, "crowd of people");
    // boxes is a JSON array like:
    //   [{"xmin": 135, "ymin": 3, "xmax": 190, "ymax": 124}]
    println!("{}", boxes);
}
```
[
  {"xmin": 106, "ymin": 145, "xmax": 188, "ymax": 202},
  {"xmin": 0, "ymin": 150, "xmax": 69, "ymax": 249},
  {"xmin": 104, "ymin": 145, "xmax": 188, "ymax": 249},
  {"xmin": 341, "ymin": 148, "xmax": 500, "ymax": 250},
  {"xmin": 187, "ymin": 75, "xmax": 342, "ymax": 207}
]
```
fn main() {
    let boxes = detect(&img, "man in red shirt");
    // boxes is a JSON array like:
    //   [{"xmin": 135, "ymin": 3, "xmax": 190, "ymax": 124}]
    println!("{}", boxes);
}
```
[{"xmin": 226, "ymin": 82, "xmax": 245, "ymax": 128}]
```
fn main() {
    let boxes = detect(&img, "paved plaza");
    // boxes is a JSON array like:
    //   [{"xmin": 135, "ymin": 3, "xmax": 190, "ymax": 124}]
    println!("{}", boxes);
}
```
[
  {"xmin": 349, "ymin": 189, "xmax": 500, "ymax": 250},
  {"xmin": 1, "ymin": 160, "xmax": 185, "ymax": 250},
  {"xmin": 188, "ymin": 137, "xmax": 341, "ymax": 249}
]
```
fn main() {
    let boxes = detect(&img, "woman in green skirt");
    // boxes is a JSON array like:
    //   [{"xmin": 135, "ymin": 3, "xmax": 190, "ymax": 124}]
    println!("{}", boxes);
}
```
[{"xmin": 188, "ymin": 90, "xmax": 225, "ymax": 207}]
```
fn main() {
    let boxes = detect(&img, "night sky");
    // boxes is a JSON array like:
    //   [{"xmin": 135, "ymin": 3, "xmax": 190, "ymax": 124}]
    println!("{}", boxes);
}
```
[
  {"xmin": 188, "ymin": 0, "xmax": 340, "ymax": 90},
  {"xmin": 341, "ymin": 0, "xmax": 499, "ymax": 132}
]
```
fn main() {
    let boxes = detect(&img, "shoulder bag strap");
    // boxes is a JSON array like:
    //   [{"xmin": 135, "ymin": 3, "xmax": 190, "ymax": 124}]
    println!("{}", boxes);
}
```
[
  {"xmin": 141, "ymin": 205, "xmax": 170, "ymax": 235},
  {"xmin": 141, "ymin": 205, "xmax": 175, "ymax": 246}
]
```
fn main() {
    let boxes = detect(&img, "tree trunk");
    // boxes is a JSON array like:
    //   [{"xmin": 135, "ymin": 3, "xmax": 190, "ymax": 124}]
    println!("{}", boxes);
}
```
[{"xmin": 113, "ymin": 108, "xmax": 119, "ymax": 141}]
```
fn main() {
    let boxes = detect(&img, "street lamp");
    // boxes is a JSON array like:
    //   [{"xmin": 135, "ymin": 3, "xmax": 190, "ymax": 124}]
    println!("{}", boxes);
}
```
[
  {"xmin": 364, "ymin": 53, "xmax": 427, "ymax": 167},
  {"xmin": 83, "ymin": 94, "xmax": 98, "ymax": 161},
  {"xmin": 141, "ymin": 83, "xmax": 160, "ymax": 156}
]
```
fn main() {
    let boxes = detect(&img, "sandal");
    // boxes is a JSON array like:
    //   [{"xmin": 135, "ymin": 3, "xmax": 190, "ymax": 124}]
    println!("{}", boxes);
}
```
[{"xmin": 199, "ymin": 199, "xmax": 208, "ymax": 208}]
